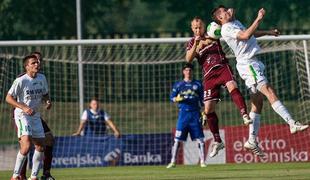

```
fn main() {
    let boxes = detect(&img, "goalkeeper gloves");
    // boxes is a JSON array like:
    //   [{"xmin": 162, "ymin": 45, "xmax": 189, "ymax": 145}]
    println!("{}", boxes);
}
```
[
  {"xmin": 174, "ymin": 94, "xmax": 184, "ymax": 102},
  {"xmin": 200, "ymin": 111, "xmax": 207, "ymax": 126}
]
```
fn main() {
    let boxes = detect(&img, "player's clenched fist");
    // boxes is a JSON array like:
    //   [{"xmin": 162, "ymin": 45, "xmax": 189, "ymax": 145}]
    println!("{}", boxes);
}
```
[
  {"xmin": 200, "ymin": 112, "xmax": 207, "ymax": 126},
  {"xmin": 46, "ymin": 100, "xmax": 52, "ymax": 110},
  {"xmin": 174, "ymin": 94, "xmax": 184, "ymax": 102},
  {"xmin": 22, "ymin": 105, "xmax": 35, "ymax": 116},
  {"xmin": 270, "ymin": 29, "xmax": 280, "ymax": 36},
  {"xmin": 257, "ymin": 8, "xmax": 265, "ymax": 20}
]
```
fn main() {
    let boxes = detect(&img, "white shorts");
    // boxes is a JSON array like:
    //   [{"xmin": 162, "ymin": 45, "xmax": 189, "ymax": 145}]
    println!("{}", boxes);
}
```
[
  {"xmin": 14, "ymin": 113, "xmax": 45, "ymax": 138},
  {"xmin": 236, "ymin": 59, "xmax": 268, "ymax": 93}
]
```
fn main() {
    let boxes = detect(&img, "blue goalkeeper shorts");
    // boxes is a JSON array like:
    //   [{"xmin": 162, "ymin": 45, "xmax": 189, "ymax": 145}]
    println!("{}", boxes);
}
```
[{"xmin": 175, "ymin": 110, "xmax": 204, "ymax": 141}]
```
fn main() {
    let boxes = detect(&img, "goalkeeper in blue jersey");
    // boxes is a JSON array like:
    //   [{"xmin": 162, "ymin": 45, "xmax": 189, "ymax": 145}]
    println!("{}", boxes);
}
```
[{"xmin": 167, "ymin": 63, "xmax": 207, "ymax": 168}]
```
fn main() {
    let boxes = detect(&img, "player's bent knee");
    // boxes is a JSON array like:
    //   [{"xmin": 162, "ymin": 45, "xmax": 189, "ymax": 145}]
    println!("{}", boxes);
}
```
[
  {"xmin": 197, "ymin": 138, "xmax": 204, "ymax": 144},
  {"xmin": 32, "ymin": 137, "xmax": 46, "ymax": 150},
  {"xmin": 34, "ymin": 145, "xmax": 44, "ymax": 152},
  {"xmin": 204, "ymin": 101, "xmax": 216, "ymax": 113},
  {"xmin": 20, "ymin": 144, "xmax": 31, "ymax": 155},
  {"xmin": 226, "ymin": 80, "xmax": 238, "ymax": 92},
  {"xmin": 260, "ymin": 84, "xmax": 279, "ymax": 103},
  {"xmin": 45, "ymin": 133, "xmax": 55, "ymax": 146}
]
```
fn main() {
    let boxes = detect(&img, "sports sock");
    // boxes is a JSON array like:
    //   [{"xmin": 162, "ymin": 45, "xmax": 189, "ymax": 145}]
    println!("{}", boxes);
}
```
[
  {"xmin": 43, "ymin": 145, "xmax": 53, "ymax": 176},
  {"xmin": 31, "ymin": 150, "xmax": 43, "ymax": 179},
  {"xmin": 12, "ymin": 151, "xmax": 27, "ymax": 178},
  {"xmin": 206, "ymin": 112, "xmax": 222, "ymax": 143},
  {"xmin": 230, "ymin": 88, "xmax": 247, "ymax": 116},
  {"xmin": 271, "ymin": 100, "xmax": 293, "ymax": 124},
  {"xmin": 197, "ymin": 139, "xmax": 205, "ymax": 163},
  {"xmin": 249, "ymin": 112, "xmax": 261, "ymax": 143},
  {"xmin": 170, "ymin": 140, "xmax": 180, "ymax": 163},
  {"xmin": 19, "ymin": 156, "xmax": 28, "ymax": 178}
]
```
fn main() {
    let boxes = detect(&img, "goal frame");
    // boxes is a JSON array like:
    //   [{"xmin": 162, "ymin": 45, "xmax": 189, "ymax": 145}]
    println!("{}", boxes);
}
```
[{"xmin": 0, "ymin": 34, "xmax": 309, "ymax": 117}]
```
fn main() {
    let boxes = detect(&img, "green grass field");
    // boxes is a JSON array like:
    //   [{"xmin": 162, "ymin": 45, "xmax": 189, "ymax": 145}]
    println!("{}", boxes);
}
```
[{"xmin": 1, "ymin": 162, "xmax": 310, "ymax": 180}]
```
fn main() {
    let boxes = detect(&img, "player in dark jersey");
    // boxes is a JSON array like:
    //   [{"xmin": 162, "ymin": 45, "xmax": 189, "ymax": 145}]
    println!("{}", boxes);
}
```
[
  {"xmin": 14, "ymin": 52, "xmax": 55, "ymax": 180},
  {"xmin": 167, "ymin": 63, "xmax": 206, "ymax": 168},
  {"xmin": 186, "ymin": 17, "xmax": 252, "ymax": 158}
]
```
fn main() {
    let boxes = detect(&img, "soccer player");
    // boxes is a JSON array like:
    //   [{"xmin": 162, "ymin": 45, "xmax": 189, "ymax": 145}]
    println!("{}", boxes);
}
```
[
  {"xmin": 72, "ymin": 98, "xmax": 121, "ymax": 138},
  {"xmin": 212, "ymin": 5, "xmax": 309, "ymax": 156},
  {"xmin": 166, "ymin": 63, "xmax": 207, "ymax": 168},
  {"xmin": 186, "ymin": 17, "xmax": 252, "ymax": 158},
  {"xmin": 6, "ymin": 55, "xmax": 52, "ymax": 180},
  {"xmin": 17, "ymin": 52, "xmax": 56, "ymax": 180}
]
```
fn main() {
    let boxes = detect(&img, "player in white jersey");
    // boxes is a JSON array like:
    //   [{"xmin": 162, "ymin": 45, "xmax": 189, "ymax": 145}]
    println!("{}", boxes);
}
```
[
  {"xmin": 6, "ymin": 55, "xmax": 52, "ymax": 180},
  {"xmin": 212, "ymin": 5, "xmax": 309, "ymax": 156}
]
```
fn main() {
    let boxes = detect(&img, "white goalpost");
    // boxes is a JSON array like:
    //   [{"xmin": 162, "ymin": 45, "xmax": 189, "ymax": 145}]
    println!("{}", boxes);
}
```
[{"xmin": 0, "ymin": 35, "xmax": 309, "ymax": 170}]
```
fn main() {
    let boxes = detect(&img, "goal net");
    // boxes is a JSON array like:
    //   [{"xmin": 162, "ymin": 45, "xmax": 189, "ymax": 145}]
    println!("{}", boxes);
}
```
[{"xmin": 0, "ymin": 36, "xmax": 309, "ymax": 169}]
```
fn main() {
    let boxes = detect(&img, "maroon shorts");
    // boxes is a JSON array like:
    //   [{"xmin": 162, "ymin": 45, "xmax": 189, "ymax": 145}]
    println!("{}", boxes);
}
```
[
  {"xmin": 41, "ymin": 118, "xmax": 51, "ymax": 133},
  {"xmin": 203, "ymin": 64, "xmax": 235, "ymax": 101}
]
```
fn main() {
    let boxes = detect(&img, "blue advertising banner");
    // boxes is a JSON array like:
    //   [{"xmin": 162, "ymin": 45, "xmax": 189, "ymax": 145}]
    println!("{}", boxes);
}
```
[{"xmin": 48, "ymin": 133, "xmax": 173, "ymax": 168}]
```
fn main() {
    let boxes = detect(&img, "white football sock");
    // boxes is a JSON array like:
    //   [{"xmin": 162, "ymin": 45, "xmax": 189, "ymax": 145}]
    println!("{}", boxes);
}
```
[
  {"xmin": 271, "ymin": 100, "xmax": 294, "ymax": 124},
  {"xmin": 170, "ymin": 140, "xmax": 180, "ymax": 163},
  {"xmin": 249, "ymin": 112, "xmax": 261, "ymax": 143},
  {"xmin": 197, "ymin": 139, "xmax": 205, "ymax": 163},
  {"xmin": 12, "ymin": 151, "xmax": 27, "ymax": 178},
  {"xmin": 31, "ymin": 150, "xmax": 43, "ymax": 179}
]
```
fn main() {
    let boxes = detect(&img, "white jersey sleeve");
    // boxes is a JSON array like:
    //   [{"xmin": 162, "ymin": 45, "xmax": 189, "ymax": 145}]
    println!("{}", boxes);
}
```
[
  {"xmin": 104, "ymin": 112, "xmax": 111, "ymax": 121},
  {"xmin": 221, "ymin": 23, "xmax": 241, "ymax": 39},
  {"xmin": 81, "ymin": 110, "xmax": 88, "ymax": 121},
  {"xmin": 221, "ymin": 20, "xmax": 261, "ymax": 63},
  {"xmin": 8, "ymin": 78, "xmax": 22, "ymax": 98}
]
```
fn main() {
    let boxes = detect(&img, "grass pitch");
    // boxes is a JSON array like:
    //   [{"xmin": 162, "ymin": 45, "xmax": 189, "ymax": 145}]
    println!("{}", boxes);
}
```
[{"xmin": 1, "ymin": 162, "xmax": 310, "ymax": 180}]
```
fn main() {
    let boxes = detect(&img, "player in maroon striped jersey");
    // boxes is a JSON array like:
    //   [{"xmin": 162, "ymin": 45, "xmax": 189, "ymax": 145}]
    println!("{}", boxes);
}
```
[{"xmin": 186, "ymin": 17, "xmax": 252, "ymax": 158}]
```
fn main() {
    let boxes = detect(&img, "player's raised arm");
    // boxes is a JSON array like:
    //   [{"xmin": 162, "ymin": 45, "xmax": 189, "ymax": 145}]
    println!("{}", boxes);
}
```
[
  {"xmin": 186, "ymin": 17, "xmax": 205, "ymax": 63},
  {"xmin": 254, "ymin": 29, "xmax": 280, "ymax": 38},
  {"xmin": 237, "ymin": 8, "xmax": 265, "ymax": 40},
  {"xmin": 186, "ymin": 37, "xmax": 200, "ymax": 63}
]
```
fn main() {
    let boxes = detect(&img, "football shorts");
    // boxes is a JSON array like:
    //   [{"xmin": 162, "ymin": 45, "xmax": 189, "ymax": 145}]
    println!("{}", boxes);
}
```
[{"xmin": 14, "ymin": 113, "xmax": 45, "ymax": 138}]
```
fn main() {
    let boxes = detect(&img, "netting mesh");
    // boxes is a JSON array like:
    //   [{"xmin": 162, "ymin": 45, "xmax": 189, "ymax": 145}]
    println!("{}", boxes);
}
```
[{"xmin": 0, "ymin": 38, "xmax": 309, "ymax": 169}]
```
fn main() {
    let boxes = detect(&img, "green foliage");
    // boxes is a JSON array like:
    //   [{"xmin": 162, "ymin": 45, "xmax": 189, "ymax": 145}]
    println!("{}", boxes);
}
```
[
  {"xmin": 0, "ymin": 0, "xmax": 76, "ymax": 39},
  {"xmin": 0, "ymin": 0, "xmax": 309, "ymax": 40}
]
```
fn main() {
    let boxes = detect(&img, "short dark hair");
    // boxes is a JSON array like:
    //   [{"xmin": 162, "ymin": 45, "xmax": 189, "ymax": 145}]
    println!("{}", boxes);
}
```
[
  {"xmin": 23, "ymin": 55, "xmax": 38, "ymax": 69},
  {"xmin": 182, "ymin": 63, "xmax": 194, "ymax": 70},
  {"xmin": 211, "ymin": 5, "xmax": 227, "ymax": 24},
  {"xmin": 31, "ymin": 51, "xmax": 42, "ymax": 62}
]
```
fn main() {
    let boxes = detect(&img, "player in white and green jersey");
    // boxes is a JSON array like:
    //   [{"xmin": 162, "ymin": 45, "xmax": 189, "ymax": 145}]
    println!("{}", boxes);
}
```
[
  {"xmin": 211, "ymin": 5, "xmax": 309, "ymax": 156},
  {"xmin": 6, "ymin": 55, "xmax": 52, "ymax": 180}
]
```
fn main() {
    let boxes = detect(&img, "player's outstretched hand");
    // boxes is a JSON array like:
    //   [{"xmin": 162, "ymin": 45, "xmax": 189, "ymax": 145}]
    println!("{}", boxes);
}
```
[
  {"xmin": 270, "ymin": 29, "xmax": 280, "ymax": 36},
  {"xmin": 114, "ymin": 131, "xmax": 121, "ymax": 138},
  {"xmin": 174, "ymin": 94, "xmax": 184, "ymax": 102},
  {"xmin": 257, "ymin": 8, "xmax": 265, "ymax": 20},
  {"xmin": 72, "ymin": 132, "xmax": 81, "ymax": 136}
]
